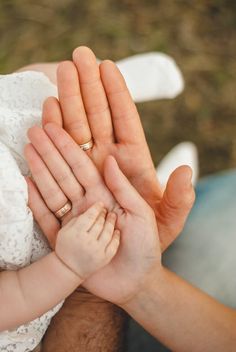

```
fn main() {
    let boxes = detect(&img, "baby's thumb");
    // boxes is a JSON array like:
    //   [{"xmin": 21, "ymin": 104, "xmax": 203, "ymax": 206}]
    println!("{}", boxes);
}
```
[{"xmin": 104, "ymin": 156, "xmax": 145, "ymax": 214}]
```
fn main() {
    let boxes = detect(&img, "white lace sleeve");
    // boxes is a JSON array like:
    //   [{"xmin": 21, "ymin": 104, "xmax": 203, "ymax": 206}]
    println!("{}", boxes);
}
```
[{"xmin": 0, "ymin": 72, "xmax": 63, "ymax": 352}]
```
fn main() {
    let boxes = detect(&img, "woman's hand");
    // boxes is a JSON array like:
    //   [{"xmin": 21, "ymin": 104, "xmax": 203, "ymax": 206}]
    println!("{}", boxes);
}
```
[
  {"xmin": 42, "ymin": 46, "xmax": 195, "ymax": 251},
  {"xmin": 26, "ymin": 134, "xmax": 161, "ymax": 304},
  {"xmin": 25, "ymin": 123, "xmax": 117, "ymax": 247},
  {"xmin": 84, "ymin": 155, "xmax": 163, "ymax": 305}
]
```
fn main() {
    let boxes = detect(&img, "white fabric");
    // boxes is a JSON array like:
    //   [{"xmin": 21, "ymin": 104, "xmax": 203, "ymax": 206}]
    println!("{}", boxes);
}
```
[
  {"xmin": 116, "ymin": 52, "xmax": 184, "ymax": 102},
  {"xmin": 0, "ymin": 71, "xmax": 62, "ymax": 352},
  {"xmin": 156, "ymin": 142, "xmax": 199, "ymax": 187}
]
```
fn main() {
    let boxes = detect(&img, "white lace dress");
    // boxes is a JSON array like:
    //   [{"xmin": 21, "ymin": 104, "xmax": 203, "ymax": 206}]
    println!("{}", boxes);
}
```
[{"xmin": 0, "ymin": 72, "xmax": 63, "ymax": 352}]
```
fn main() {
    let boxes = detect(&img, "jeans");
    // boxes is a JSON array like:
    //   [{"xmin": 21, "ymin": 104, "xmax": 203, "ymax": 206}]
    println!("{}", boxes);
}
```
[{"xmin": 126, "ymin": 169, "xmax": 236, "ymax": 351}]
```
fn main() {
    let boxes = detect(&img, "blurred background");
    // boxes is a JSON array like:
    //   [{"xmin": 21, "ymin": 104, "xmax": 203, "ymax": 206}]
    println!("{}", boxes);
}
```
[
  {"xmin": 1, "ymin": 0, "xmax": 236, "ymax": 177},
  {"xmin": 0, "ymin": 0, "xmax": 236, "ymax": 351}
]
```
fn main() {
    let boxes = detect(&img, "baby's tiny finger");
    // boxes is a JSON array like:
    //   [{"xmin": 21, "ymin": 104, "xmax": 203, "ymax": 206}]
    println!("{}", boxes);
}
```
[
  {"xmin": 89, "ymin": 210, "xmax": 107, "ymax": 239},
  {"xmin": 98, "ymin": 212, "xmax": 117, "ymax": 246},
  {"xmin": 105, "ymin": 229, "xmax": 120, "ymax": 258},
  {"xmin": 77, "ymin": 202, "xmax": 105, "ymax": 232}
]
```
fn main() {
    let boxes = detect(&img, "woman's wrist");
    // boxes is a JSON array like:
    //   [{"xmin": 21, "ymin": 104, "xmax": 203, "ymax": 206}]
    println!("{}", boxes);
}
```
[{"xmin": 119, "ymin": 264, "xmax": 167, "ymax": 313}]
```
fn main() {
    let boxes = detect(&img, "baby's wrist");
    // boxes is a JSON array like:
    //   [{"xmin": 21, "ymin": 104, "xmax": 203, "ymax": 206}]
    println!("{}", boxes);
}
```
[{"xmin": 52, "ymin": 251, "xmax": 84, "ymax": 283}]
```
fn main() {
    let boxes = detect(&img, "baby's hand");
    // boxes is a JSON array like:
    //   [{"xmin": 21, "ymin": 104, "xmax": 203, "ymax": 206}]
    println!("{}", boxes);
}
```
[{"xmin": 55, "ymin": 202, "xmax": 120, "ymax": 280}]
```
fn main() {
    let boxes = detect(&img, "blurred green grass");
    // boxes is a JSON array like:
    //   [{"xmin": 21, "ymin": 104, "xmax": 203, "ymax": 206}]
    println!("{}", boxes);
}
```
[{"xmin": 1, "ymin": 0, "xmax": 236, "ymax": 176}]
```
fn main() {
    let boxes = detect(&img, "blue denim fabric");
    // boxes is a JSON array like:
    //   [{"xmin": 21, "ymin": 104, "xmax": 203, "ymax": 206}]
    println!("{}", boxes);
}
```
[
  {"xmin": 127, "ymin": 170, "xmax": 236, "ymax": 351},
  {"xmin": 163, "ymin": 169, "xmax": 236, "ymax": 308}
]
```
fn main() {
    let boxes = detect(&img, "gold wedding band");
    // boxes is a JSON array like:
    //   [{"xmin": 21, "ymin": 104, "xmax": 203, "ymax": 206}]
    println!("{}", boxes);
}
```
[
  {"xmin": 79, "ymin": 139, "xmax": 94, "ymax": 151},
  {"xmin": 54, "ymin": 201, "xmax": 72, "ymax": 219}
]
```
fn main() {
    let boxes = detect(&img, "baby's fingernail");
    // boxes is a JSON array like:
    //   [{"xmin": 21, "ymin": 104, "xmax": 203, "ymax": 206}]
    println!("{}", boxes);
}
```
[
  {"xmin": 97, "ymin": 201, "xmax": 104, "ymax": 208},
  {"xmin": 101, "ymin": 208, "xmax": 107, "ymax": 215},
  {"xmin": 108, "ymin": 212, "xmax": 117, "ymax": 220}
]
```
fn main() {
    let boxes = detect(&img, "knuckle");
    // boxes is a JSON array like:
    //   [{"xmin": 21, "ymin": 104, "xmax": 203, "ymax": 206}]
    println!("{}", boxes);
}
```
[
  {"xmin": 65, "ymin": 119, "xmax": 88, "ymax": 131},
  {"xmin": 44, "ymin": 189, "xmax": 63, "ymax": 207},
  {"xmin": 37, "ymin": 209, "xmax": 53, "ymax": 224},
  {"xmin": 87, "ymin": 104, "xmax": 110, "ymax": 117},
  {"xmin": 70, "ymin": 190, "xmax": 84, "ymax": 205},
  {"xmin": 70, "ymin": 158, "xmax": 89, "ymax": 174},
  {"xmin": 56, "ymin": 170, "xmax": 71, "ymax": 185},
  {"xmin": 111, "ymin": 106, "xmax": 137, "ymax": 122},
  {"xmin": 40, "ymin": 148, "xmax": 51, "ymax": 160}
]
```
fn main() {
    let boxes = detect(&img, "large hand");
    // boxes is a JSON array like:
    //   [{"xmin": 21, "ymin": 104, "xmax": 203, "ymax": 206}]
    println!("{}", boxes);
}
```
[{"xmin": 42, "ymin": 47, "xmax": 194, "ymax": 250}]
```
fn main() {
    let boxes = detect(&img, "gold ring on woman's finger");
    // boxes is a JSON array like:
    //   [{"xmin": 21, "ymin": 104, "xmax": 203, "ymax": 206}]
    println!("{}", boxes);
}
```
[
  {"xmin": 79, "ymin": 139, "xmax": 94, "ymax": 151},
  {"xmin": 54, "ymin": 201, "xmax": 72, "ymax": 219}
]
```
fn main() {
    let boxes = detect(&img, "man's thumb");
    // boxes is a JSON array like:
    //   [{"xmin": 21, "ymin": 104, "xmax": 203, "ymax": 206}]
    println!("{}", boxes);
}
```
[{"xmin": 157, "ymin": 165, "xmax": 195, "ymax": 251}]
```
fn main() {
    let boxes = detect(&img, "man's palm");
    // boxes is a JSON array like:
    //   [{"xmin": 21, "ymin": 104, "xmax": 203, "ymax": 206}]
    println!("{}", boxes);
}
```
[{"xmin": 43, "ymin": 46, "xmax": 194, "ymax": 251}]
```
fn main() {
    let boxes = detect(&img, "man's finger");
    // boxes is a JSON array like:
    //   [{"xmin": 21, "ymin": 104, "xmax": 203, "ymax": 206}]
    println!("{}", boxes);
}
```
[
  {"xmin": 42, "ymin": 97, "xmax": 63, "ymax": 127},
  {"xmin": 100, "ymin": 60, "xmax": 146, "ymax": 144},
  {"xmin": 73, "ymin": 46, "xmax": 114, "ymax": 144},
  {"xmin": 57, "ymin": 60, "xmax": 92, "ymax": 145},
  {"xmin": 157, "ymin": 165, "xmax": 195, "ymax": 252}
]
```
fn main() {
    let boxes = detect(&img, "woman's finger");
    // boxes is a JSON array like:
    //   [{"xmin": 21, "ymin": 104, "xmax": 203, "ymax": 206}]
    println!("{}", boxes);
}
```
[
  {"xmin": 25, "ymin": 143, "xmax": 69, "ymax": 213},
  {"xmin": 104, "ymin": 155, "xmax": 145, "ymax": 214},
  {"xmin": 57, "ymin": 61, "xmax": 92, "ymax": 145},
  {"xmin": 25, "ymin": 177, "xmax": 60, "ymax": 249},
  {"xmin": 72, "ymin": 46, "xmax": 114, "ymax": 144},
  {"xmin": 43, "ymin": 123, "xmax": 105, "ymax": 190},
  {"xmin": 27, "ymin": 126, "xmax": 84, "ymax": 205}
]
